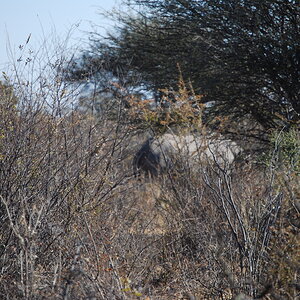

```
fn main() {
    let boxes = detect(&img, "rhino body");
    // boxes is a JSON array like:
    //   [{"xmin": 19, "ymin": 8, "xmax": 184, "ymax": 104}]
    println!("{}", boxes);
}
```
[{"xmin": 133, "ymin": 133, "xmax": 242, "ymax": 177}]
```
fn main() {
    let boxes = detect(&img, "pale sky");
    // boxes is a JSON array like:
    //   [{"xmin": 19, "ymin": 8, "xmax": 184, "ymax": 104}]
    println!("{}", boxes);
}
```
[{"xmin": 0, "ymin": 0, "xmax": 120, "ymax": 70}]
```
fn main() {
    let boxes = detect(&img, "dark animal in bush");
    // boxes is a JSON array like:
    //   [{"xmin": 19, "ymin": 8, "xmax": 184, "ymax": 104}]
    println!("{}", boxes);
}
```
[
  {"xmin": 133, "ymin": 137, "xmax": 173, "ymax": 177},
  {"xmin": 133, "ymin": 133, "xmax": 242, "ymax": 177}
]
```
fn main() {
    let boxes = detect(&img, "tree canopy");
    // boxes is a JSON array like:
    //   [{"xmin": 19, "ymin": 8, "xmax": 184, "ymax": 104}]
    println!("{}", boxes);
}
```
[{"xmin": 67, "ymin": 0, "xmax": 300, "ymax": 130}]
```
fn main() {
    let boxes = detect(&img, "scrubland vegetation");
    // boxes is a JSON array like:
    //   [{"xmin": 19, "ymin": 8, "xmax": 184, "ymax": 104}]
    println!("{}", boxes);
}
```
[
  {"xmin": 1, "ymin": 61, "xmax": 299, "ymax": 300},
  {"xmin": 1, "ymin": 1, "xmax": 299, "ymax": 299}
]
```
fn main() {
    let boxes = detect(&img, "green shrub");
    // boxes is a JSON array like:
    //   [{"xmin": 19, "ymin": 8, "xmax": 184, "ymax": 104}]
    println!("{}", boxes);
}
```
[
  {"xmin": 270, "ymin": 127, "xmax": 300, "ymax": 173},
  {"xmin": 263, "ymin": 127, "xmax": 300, "ymax": 298}
]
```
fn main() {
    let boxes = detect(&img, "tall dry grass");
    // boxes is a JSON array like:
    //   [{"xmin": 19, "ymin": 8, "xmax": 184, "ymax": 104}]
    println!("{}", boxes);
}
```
[{"xmin": 0, "ymin": 34, "xmax": 298, "ymax": 300}]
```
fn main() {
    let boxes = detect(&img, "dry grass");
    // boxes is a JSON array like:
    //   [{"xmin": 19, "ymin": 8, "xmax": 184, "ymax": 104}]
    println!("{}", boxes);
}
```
[
  {"xmin": 0, "ymin": 100, "xmax": 299, "ymax": 299},
  {"xmin": 0, "ymin": 43, "xmax": 298, "ymax": 300}
]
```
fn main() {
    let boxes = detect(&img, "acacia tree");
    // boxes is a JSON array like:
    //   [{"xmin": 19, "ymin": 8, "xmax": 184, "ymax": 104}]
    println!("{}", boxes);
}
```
[{"xmin": 67, "ymin": 0, "xmax": 300, "ymax": 130}]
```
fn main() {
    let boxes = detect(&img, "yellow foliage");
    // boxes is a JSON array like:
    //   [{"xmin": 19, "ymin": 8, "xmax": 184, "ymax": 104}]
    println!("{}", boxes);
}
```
[{"xmin": 127, "ymin": 66, "xmax": 204, "ymax": 134}]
